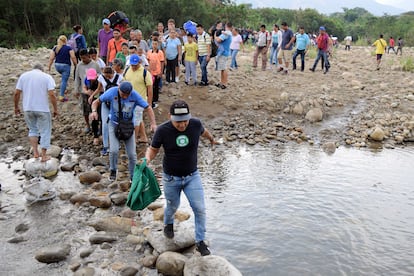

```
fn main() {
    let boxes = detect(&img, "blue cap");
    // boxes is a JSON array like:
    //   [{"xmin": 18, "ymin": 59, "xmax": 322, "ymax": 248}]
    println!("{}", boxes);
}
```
[
  {"xmin": 119, "ymin": 82, "xmax": 133, "ymax": 94},
  {"xmin": 319, "ymin": 26, "xmax": 326, "ymax": 31},
  {"xmin": 129, "ymin": 54, "xmax": 140, "ymax": 65}
]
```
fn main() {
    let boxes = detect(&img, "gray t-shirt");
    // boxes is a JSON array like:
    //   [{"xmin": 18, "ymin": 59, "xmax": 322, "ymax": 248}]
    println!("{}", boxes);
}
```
[{"xmin": 281, "ymin": 29, "xmax": 294, "ymax": 50}]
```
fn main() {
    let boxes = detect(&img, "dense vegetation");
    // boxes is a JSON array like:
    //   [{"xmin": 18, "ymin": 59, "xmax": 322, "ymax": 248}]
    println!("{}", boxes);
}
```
[{"xmin": 2, "ymin": 0, "xmax": 414, "ymax": 48}]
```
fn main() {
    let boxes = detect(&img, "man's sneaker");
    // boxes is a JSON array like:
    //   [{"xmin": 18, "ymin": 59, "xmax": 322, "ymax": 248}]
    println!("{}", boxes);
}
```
[
  {"xmin": 152, "ymin": 102, "xmax": 159, "ymax": 109},
  {"xmin": 196, "ymin": 241, "xmax": 211, "ymax": 256},
  {"xmin": 101, "ymin": 147, "xmax": 108, "ymax": 156},
  {"xmin": 309, "ymin": 68, "xmax": 315, "ymax": 72},
  {"xmin": 109, "ymin": 170, "xmax": 117, "ymax": 182},
  {"xmin": 164, "ymin": 224, "xmax": 174, "ymax": 239},
  {"xmin": 175, "ymin": 77, "xmax": 179, "ymax": 83}
]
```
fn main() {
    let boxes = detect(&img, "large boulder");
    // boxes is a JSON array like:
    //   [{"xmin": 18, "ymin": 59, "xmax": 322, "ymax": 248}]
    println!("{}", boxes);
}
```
[
  {"xmin": 305, "ymin": 108, "xmax": 323, "ymax": 123},
  {"xmin": 184, "ymin": 255, "xmax": 242, "ymax": 276},
  {"xmin": 88, "ymin": 217, "xmax": 136, "ymax": 234},
  {"xmin": 79, "ymin": 171, "xmax": 102, "ymax": 184},
  {"xmin": 145, "ymin": 223, "xmax": 195, "ymax": 253},
  {"xmin": 37, "ymin": 145, "xmax": 62, "ymax": 158},
  {"xmin": 35, "ymin": 244, "xmax": 71, "ymax": 263},
  {"xmin": 24, "ymin": 158, "xmax": 59, "ymax": 178},
  {"xmin": 156, "ymin": 252, "xmax": 188, "ymax": 276}
]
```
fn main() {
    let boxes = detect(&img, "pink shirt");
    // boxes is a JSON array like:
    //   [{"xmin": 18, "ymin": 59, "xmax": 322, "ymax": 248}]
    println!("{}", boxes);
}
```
[{"xmin": 230, "ymin": 34, "xmax": 243, "ymax": 50}]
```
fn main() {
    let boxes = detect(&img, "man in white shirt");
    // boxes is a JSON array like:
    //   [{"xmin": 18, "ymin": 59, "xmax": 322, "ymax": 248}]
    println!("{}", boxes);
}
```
[
  {"xmin": 14, "ymin": 64, "xmax": 58, "ymax": 162},
  {"xmin": 253, "ymin": 24, "xmax": 271, "ymax": 71}
]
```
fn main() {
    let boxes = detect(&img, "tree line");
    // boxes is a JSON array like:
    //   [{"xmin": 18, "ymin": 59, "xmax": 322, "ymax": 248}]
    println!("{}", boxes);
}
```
[{"xmin": 1, "ymin": 0, "xmax": 414, "ymax": 48}]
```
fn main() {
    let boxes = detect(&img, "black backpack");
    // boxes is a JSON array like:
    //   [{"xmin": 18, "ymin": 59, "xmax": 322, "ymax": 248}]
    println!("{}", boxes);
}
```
[{"xmin": 103, "ymin": 74, "xmax": 120, "ymax": 90}]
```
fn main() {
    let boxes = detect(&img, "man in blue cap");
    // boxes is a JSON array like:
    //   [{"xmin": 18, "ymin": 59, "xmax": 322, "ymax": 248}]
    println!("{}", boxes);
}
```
[
  {"xmin": 310, "ymin": 26, "xmax": 331, "ymax": 74},
  {"xmin": 90, "ymin": 81, "xmax": 156, "ymax": 181}
]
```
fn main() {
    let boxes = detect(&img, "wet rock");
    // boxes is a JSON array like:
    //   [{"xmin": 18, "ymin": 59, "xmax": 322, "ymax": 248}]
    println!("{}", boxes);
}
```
[
  {"xmin": 109, "ymin": 192, "xmax": 128, "ymax": 206},
  {"xmin": 145, "ymin": 223, "xmax": 195, "ymax": 253},
  {"xmin": 292, "ymin": 103, "xmax": 304, "ymax": 115},
  {"xmin": 89, "ymin": 195, "xmax": 112, "ymax": 208},
  {"xmin": 74, "ymin": 267, "xmax": 95, "ymax": 276},
  {"xmin": 126, "ymin": 234, "xmax": 144, "ymax": 245},
  {"xmin": 79, "ymin": 171, "xmax": 102, "ymax": 184},
  {"xmin": 119, "ymin": 181, "xmax": 131, "ymax": 192},
  {"xmin": 140, "ymin": 255, "xmax": 157, "ymax": 268},
  {"xmin": 322, "ymin": 142, "xmax": 337, "ymax": 154},
  {"xmin": 89, "ymin": 217, "xmax": 135, "ymax": 233},
  {"xmin": 183, "ymin": 255, "xmax": 242, "ymax": 276},
  {"xmin": 24, "ymin": 158, "xmax": 59, "ymax": 178},
  {"xmin": 91, "ymin": 182, "xmax": 105, "ymax": 190},
  {"xmin": 153, "ymin": 208, "xmax": 191, "ymax": 222},
  {"xmin": 120, "ymin": 209, "xmax": 137, "ymax": 218},
  {"xmin": 69, "ymin": 262, "xmax": 81, "ymax": 272},
  {"xmin": 80, "ymin": 247, "xmax": 95, "ymax": 258},
  {"xmin": 100, "ymin": 242, "xmax": 113, "ymax": 249},
  {"xmin": 37, "ymin": 145, "xmax": 61, "ymax": 158},
  {"xmin": 15, "ymin": 222, "xmax": 29, "ymax": 233},
  {"xmin": 89, "ymin": 231, "xmax": 118, "ymax": 244},
  {"xmin": 305, "ymin": 108, "xmax": 323, "ymax": 122},
  {"xmin": 147, "ymin": 202, "xmax": 164, "ymax": 211},
  {"xmin": 59, "ymin": 191, "xmax": 76, "ymax": 200},
  {"xmin": 370, "ymin": 127, "xmax": 385, "ymax": 141},
  {"xmin": 60, "ymin": 162, "xmax": 77, "ymax": 172},
  {"xmin": 7, "ymin": 235, "xmax": 27, "ymax": 243},
  {"xmin": 92, "ymin": 157, "xmax": 107, "ymax": 167},
  {"xmin": 156, "ymin": 251, "xmax": 188, "ymax": 276},
  {"xmin": 120, "ymin": 266, "xmax": 139, "ymax": 276},
  {"xmin": 35, "ymin": 244, "xmax": 71, "ymax": 263},
  {"xmin": 70, "ymin": 193, "xmax": 90, "ymax": 205}
]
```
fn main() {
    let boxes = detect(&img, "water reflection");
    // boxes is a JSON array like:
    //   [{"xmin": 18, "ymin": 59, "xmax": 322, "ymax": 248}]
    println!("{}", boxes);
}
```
[{"xmin": 202, "ymin": 145, "xmax": 414, "ymax": 276}]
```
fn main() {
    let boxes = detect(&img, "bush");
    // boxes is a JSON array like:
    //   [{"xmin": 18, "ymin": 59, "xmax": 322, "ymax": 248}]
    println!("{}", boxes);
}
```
[{"xmin": 401, "ymin": 57, "xmax": 414, "ymax": 72}]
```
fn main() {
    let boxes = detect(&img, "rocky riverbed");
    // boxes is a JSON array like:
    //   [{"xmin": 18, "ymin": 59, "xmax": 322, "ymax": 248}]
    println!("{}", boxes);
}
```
[{"xmin": 0, "ymin": 46, "xmax": 414, "ymax": 275}]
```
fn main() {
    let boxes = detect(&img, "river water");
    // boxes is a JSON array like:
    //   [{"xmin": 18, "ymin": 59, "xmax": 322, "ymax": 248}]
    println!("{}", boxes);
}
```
[
  {"xmin": 1, "ymin": 145, "xmax": 413, "ymax": 275},
  {"xmin": 199, "ymin": 145, "xmax": 414, "ymax": 275}
]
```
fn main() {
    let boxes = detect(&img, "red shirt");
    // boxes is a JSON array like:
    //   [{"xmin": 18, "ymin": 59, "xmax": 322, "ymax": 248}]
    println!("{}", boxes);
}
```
[{"xmin": 389, "ymin": 38, "xmax": 395, "ymax": 47}]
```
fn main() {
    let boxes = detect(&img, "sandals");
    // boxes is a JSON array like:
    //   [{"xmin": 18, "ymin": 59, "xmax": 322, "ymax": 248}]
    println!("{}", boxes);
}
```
[{"xmin": 215, "ymin": 83, "xmax": 227, "ymax": 89}]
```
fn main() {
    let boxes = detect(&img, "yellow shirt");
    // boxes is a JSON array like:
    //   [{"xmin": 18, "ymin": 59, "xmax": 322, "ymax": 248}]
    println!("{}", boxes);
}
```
[
  {"xmin": 184, "ymin": 42, "xmax": 198, "ymax": 62},
  {"xmin": 373, "ymin": 39, "xmax": 387, "ymax": 55},
  {"xmin": 123, "ymin": 66, "xmax": 153, "ymax": 100}
]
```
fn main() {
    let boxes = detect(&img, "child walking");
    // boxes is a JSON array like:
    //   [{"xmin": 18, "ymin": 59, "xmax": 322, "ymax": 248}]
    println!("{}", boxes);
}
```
[{"xmin": 183, "ymin": 34, "xmax": 198, "ymax": 85}]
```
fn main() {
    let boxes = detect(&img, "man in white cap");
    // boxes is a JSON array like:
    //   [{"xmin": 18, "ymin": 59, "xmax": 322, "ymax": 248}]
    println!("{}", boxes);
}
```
[
  {"xmin": 97, "ymin": 18, "xmax": 113, "ymax": 64},
  {"xmin": 145, "ymin": 100, "xmax": 218, "ymax": 256},
  {"xmin": 90, "ymin": 81, "xmax": 156, "ymax": 181}
]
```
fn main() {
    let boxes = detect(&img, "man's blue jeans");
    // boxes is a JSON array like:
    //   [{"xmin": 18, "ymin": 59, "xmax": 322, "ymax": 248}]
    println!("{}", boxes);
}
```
[
  {"xmin": 230, "ymin": 49, "xmax": 239, "ymax": 68},
  {"xmin": 198, "ymin": 55, "xmax": 209, "ymax": 84},
  {"xmin": 312, "ymin": 49, "xmax": 330, "ymax": 71},
  {"xmin": 162, "ymin": 170, "xmax": 206, "ymax": 242},
  {"xmin": 292, "ymin": 49, "xmax": 306, "ymax": 71},
  {"xmin": 54, "ymin": 63, "xmax": 71, "ymax": 97},
  {"xmin": 108, "ymin": 122, "xmax": 136, "ymax": 178}
]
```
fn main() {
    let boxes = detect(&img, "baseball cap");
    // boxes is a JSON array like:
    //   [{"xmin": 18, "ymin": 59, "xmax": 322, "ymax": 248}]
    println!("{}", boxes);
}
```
[
  {"xmin": 129, "ymin": 54, "xmax": 140, "ymax": 65},
  {"xmin": 319, "ymin": 26, "xmax": 326, "ymax": 31},
  {"xmin": 102, "ymin": 18, "xmax": 110, "ymax": 25},
  {"xmin": 119, "ymin": 82, "xmax": 133, "ymax": 94},
  {"xmin": 170, "ymin": 100, "xmax": 191, "ymax": 121},
  {"xmin": 86, "ymin": 68, "xmax": 97, "ymax": 80}
]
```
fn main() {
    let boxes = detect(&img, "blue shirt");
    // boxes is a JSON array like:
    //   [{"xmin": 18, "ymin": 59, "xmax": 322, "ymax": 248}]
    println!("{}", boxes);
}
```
[
  {"xmin": 165, "ymin": 38, "xmax": 182, "ymax": 60},
  {"xmin": 53, "ymin": 45, "xmax": 72, "ymax": 65},
  {"xmin": 281, "ymin": 29, "xmax": 294, "ymax": 50},
  {"xmin": 99, "ymin": 87, "xmax": 149, "ymax": 124},
  {"xmin": 217, "ymin": 31, "xmax": 232, "ymax": 57},
  {"xmin": 295, "ymin": 33, "xmax": 310, "ymax": 50}
]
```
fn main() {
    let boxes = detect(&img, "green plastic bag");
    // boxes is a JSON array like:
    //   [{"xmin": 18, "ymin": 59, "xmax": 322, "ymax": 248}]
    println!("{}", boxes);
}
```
[{"xmin": 127, "ymin": 158, "xmax": 161, "ymax": 210}]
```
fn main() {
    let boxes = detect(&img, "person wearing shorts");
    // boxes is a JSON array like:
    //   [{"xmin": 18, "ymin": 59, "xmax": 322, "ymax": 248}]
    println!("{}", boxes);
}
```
[
  {"xmin": 14, "ymin": 64, "xmax": 58, "ymax": 162},
  {"xmin": 277, "ymin": 22, "xmax": 295, "ymax": 74},
  {"xmin": 214, "ymin": 22, "xmax": 233, "ymax": 89},
  {"xmin": 372, "ymin": 34, "xmax": 387, "ymax": 70}
]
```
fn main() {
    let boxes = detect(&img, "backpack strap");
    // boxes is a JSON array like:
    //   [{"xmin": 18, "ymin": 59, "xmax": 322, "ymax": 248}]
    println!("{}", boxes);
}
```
[{"xmin": 143, "ymin": 68, "xmax": 147, "ymax": 86}]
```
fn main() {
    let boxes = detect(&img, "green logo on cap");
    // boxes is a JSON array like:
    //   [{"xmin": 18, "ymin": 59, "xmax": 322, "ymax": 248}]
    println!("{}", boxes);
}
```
[{"xmin": 176, "ymin": 135, "xmax": 189, "ymax": 147}]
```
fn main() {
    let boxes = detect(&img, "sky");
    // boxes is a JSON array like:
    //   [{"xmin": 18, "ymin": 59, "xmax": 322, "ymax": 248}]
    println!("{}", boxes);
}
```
[{"xmin": 376, "ymin": 0, "xmax": 414, "ymax": 11}]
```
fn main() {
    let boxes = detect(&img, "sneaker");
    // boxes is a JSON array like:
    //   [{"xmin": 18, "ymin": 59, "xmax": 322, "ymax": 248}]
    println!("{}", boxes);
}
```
[
  {"xmin": 164, "ymin": 224, "xmax": 174, "ymax": 239},
  {"xmin": 175, "ymin": 77, "xmax": 179, "ymax": 83},
  {"xmin": 152, "ymin": 102, "xmax": 159, "ymax": 109},
  {"xmin": 100, "ymin": 147, "xmax": 108, "ymax": 156},
  {"xmin": 309, "ymin": 68, "xmax": 315, "ymax": 72},
  {"xmin": 184, "ymin": 81, "xmax": 189, "ymax": 85},
  {"xmin": 283, "ymin": 69, "xmax": 289, "ymax": 75},
  {"xmin": 277, "ymin": 67, "xmax": 284, "ymax": 72},
  {"xmin": 196, "ymin": 241, "xmax": 211, "ymax": 256},
  {"xmin": 58, "ymin": 96, "xmax": 68, "ymax": 102},
  {"xmin": 109, "ymin": 170, "xmax": 117, "ymax": 182}
]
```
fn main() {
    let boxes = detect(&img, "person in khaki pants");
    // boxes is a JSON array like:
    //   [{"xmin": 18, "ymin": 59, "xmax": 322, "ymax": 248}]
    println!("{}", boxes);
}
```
[{"xmin": 253, "ymin": 24, "xmax": 271, "ymax": 71}]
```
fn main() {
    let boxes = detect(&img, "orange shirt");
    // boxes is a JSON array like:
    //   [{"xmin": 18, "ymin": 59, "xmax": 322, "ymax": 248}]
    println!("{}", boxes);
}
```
[
  {"xmin": 107, "ymin": 37, "xmax": 127, "ymax": 63},
  {"xmin": 147, "ymin": 49, "xmax": 165, "ymax": 76}
]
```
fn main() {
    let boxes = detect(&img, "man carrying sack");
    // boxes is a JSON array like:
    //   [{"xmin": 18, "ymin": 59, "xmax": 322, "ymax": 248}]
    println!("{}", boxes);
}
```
[
  {"xmin": 145, "ymin": 100, "xmax": 218, "ymax": 256},
  {"xmin": 90, "ymin": 81, "xmax": 156, "ymax": 182}
]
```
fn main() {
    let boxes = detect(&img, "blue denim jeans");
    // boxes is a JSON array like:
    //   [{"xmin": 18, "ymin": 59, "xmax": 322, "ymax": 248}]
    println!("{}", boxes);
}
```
[
  {"xmin": 24, "ymin": 111, "xmax": 51, "ymax": 149},
  {"xmin": 54, "ymin": 63, "xmax": 71, "ymax": 97},
  {"xmin": 101, "ymin": 103, "xmax": 109, "ymax": 149},
  {"xmin": 292, "ymin": 49, "xmax": 306, "ymax": 71},
  {"xmin": 230, "ymin": 49, "xmax": 239, "ymax": 68},
  {"xmin": 312, "ymin": 49, "xmax": 330, "ymax": 71},
  {"xmin": 269, "ymin": 43, "xmax": 278, "ymax": 65},
  {"xmin": 198, "ymin": 55, "xmax": 209, "ymax": 84},
  {"xmin": 163, "ymin": 170, "xmax": 206, "ymax": 242},
  {"xmin": 108, "ymin": 122, "xmax": 136, "ymax": 178}
]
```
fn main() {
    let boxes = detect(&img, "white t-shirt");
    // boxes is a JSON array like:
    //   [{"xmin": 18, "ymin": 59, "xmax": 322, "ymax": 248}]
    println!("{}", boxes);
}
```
[
  {"xmin": 230, "ymin": 34, "xmax": 243, "ymax": 50},
  {"xmin": 97, "ymin": 73, "xmax": 123, "ymax": 91},
  {"xmin": 16, "ymin": 69, "xmax": 56, "ymax": 112},
  {"xmin": 94, "ymin": 57, "xmax": 106, "ymax": 69}
]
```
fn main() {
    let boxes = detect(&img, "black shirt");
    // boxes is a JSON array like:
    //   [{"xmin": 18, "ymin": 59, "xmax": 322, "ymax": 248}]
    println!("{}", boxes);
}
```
[{"xmin": 151, "ymin": 118, "xmax": 204, "ymax": 176}]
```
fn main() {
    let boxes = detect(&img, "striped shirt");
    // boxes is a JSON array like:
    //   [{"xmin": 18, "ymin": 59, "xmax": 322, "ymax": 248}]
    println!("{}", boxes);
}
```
[{"xmin": 197, "ymin": 31, "xmax": 211, "ymax": 56}]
